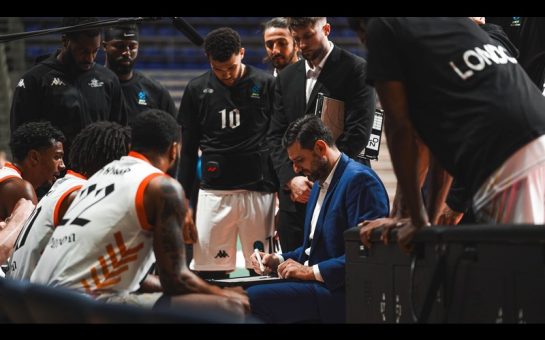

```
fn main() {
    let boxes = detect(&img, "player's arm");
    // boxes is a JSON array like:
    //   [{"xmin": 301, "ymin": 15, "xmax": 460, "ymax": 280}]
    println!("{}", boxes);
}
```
[
  {"xmin": 145, "ymin": 175, "xmax": 222, "ymax": 295},
  {"xmin": 426, "ymin": 154, "xmax": 453, "ymax": 224},
  {"xmin": 177, "ymin": 86, "xmax": 201, "ymax": 200},
  {"xmin": 0, "ymin": 198, "xmax": 35, "ymax": 264},
  {"xmin": 1, "ymin": 179, "xmax": 37, "ymax": 218},
  {"xmin": 375, "ymin": 80, "xmax": 429, "ymax": 253}
]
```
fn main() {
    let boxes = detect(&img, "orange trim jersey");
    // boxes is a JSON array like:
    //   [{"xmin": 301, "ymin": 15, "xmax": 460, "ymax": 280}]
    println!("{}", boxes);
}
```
[
  {"xmin": 30, "ymin": 153, "xmax": 164, "ymax": 297},
  {"xmin": 6, "ymin": 171, "xmax": 86, "ymax": 280},
  {"xmin": 0, "ymin": 162, "xmax": 22, "ymax": 185}
]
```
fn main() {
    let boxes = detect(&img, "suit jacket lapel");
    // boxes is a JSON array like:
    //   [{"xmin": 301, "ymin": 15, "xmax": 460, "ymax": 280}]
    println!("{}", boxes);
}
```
[
  {"xmin": 309, "ymin": 154, "xmax": 350, "ymax": 257},
  {"xmin": 301, "ymin": 184, "xmax": 320, "ymax": 262},
  {"xmin": 305, "ymin": 45, "xmax": 341, "ymax": 114}
]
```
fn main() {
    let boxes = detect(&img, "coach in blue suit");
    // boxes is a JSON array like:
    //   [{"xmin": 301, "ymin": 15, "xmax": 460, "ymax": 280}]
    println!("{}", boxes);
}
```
[{"xmin": 248, "ymin": 115, "xmax": 389, "ymax": 323}]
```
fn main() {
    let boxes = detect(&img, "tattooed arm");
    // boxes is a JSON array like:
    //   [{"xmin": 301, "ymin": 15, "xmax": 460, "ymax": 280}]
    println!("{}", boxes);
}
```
[
  {"xmin": 145, "ymin": 175, "xmax": 250, "ymax": 313},
  {"xmin": 144, "ymin": 175, "xmax": 210, "ymax": 294}
]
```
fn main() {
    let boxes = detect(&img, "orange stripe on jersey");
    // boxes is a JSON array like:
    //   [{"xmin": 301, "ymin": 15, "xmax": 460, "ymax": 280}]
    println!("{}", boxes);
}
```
[
  {"xmin": 53, "ymin": 185, "xmax": 82, "ymax": 227},
  {"xmin": 66, "ymin": 170, "xmax": 87, "ymax": 180},
  {"xmin": 135, "ymin": 173, "xmax": 163, "ymax": 231},
  {"xmin": 4, "ymin": 162, "xmax": 22, "ymax": 176},
  {"xmin": 128, "ymin": 151, "xmax": 152, "ymax": 164}
]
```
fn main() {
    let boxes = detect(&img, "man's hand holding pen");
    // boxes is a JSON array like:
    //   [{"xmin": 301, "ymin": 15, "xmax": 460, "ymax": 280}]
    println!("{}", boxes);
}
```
[{"xmin": 250, "ymin": 250, "xmax": 280, "ymax": 276}]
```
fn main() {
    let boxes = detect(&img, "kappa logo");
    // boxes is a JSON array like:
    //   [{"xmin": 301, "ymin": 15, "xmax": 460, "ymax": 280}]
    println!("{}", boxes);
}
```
[
  {"xmin": 214, "ymin": 250, "xmax": 229, "ymax": 258},
  {"xmin": 123, "ymin": 33, "xmax": 135, "ymax": 38},
  {"xmin": 203, "ymin": 88, "xmax": 214, "ymax": 94},
  {"xmin": 88, "ymin": 78, "xmax": 104, "ymax": 88},
  {"xmin": 51, "ymin": 77, "xmax": 66, "ymax": 86},
  {"xmin": 17, "ymin": 79, "xmax": 25, "ymax": 88}
]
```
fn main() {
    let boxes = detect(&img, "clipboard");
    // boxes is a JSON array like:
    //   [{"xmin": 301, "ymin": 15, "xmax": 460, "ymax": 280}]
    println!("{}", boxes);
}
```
[
  {"xmin": 315, "ymin": 92, "xmax": 345, "ymax": 141},
  {"xmin": 207, "ymin": 275, "xmax": 297, "ymax": 288}
]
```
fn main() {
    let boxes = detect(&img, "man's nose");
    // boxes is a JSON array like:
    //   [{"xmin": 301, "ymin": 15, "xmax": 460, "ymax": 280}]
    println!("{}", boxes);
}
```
[
  {"xmin": 58, "ymin": 159, "xmax": 66, "ymax": 171},
  {"xmin": 121, "ymin": 45, "xmax": 131, "ymax": 55},
  {"xmin": 83, "ymin": 53, "xmax": 94, "ymax": 64}
]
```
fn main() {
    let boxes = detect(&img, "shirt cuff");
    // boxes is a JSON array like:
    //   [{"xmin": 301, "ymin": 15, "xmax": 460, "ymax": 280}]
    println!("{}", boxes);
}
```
[{"xmin": 312, "ymin": 264, "xmax": 324, "ymax": 282}]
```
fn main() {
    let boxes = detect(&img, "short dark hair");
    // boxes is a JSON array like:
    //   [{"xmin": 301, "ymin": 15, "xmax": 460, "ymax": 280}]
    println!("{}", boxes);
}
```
[
  {"xmin": 104, "ymin": 24, "xmax": 139, "ymax": 42},
  {"xmin": 262, "ymin": 17, "xmax": 289, "ymax": 32},
  {"xmin": 62, "ymin": 17, "xmax": 100, "ymax": 40},
  {"xmin": 69, "ymin": 121, "xmax": 131, "ymax": 177},
  {"xmin": 10, "ymin": 122, "xmax": 65, "ymax": 162},
  {"xmin": 282, "ymin": 115, "xmax": 334, "ymax": 150},
  {"xmin": 287, "ymin": 17, "xmax": 326, "ymax": 30},
  {"xmin": 130, "ymin": 109, "xmax": 181, "ymax": 153},
  {"xmin": 204, "ymin": 27, "xmax": 241, "ymax": 62}
]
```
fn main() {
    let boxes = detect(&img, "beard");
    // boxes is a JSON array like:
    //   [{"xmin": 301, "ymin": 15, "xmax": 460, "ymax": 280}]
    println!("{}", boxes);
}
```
[
  {"xmin": 65, "ymin": 49, "xmax": 93, "ymax": 72},
  {"xmin": 302, "ymin": 45, "xmax": 326, "ymax": 63},
  {"xmin": 308, "ymin": 155, "xmax": 329, "ymax": 182},
  {"xmin": 271, "ymin": 49, "xmax": 297, "ymax": 70},
  {"xmin": 108, "ymin": 56, "xmax": 134, "ymax": 77}
]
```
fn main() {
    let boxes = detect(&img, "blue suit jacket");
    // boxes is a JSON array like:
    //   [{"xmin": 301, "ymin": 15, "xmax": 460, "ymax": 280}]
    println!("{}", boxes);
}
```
[{"xmin": 281, "ymin": 153, "xmax": 389, "ymax": 291}]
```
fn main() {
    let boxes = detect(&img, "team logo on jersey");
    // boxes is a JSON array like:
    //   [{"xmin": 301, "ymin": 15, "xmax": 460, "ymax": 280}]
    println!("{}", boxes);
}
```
[
  {"xmin": 88, "ymin": 78, "xmax": 104, "ymax": 88},
  {"xmin": 51, "ymin": 77, "xmax": 66, "ymax": 86},
  {"xmin": 203, "ymin": 88, "xmax": 214, "ymax": 94},
  {"xmin": 138, "ymin": 91, "xmax": 148, "ymax": 106},
  {"xmin": 17, "ymin": 79, "xmax": 25, "ymax": 88},
  {"xmin": 214, "ymin": 250, "xmax": 229, "ymax": 258},
  {"xmin": 250, "ymin": 84, "xmax": 261, "ymax": 99}
]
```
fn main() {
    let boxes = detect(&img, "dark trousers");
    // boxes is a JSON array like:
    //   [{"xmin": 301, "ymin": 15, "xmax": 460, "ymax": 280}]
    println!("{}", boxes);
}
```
[{"xmin": 247, "ymin": 281, "xmax": 346, "ymax": 323}]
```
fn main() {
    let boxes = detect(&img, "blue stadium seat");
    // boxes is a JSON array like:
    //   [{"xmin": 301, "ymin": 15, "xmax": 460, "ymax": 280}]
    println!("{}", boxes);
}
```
[
  {"xmin": 0, "ymin": 278, "xmax": 33, "ymax": 323},
  {"xmin": 23, "ymin": 284, "xmax": 96, "ymax": 323}
]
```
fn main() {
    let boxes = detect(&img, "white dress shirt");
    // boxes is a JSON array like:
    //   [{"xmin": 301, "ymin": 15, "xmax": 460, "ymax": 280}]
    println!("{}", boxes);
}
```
[
  {"xmin": 305, "ymin": 41, "xmax": 334, "ymax": 103},
  {"xmin": 277, "ymin": 154, "xmax": 341, "ymax": 283}
]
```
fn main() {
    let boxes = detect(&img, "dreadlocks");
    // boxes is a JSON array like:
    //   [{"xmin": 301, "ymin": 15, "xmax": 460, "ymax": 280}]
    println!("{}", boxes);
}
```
[{"xmin": 69, "ymin": 121, "xmax": 131, "ymax": 177}]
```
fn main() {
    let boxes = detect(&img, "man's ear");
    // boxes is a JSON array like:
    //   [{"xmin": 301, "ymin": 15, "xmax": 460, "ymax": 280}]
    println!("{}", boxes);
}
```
[
  {"xmin": 314, "ymin": 140, "xmax": 327, "ymax": 156},
  {"xmin": 61, "ymin": 35, "xmax": 69, "ymax": 49},
  {"xmin": 169, "ymin": 142, "xmax": 179, "ymax": 163},
  {"xmin": 322, "ymin": 23, "xmax": 331, "ymax": 37},
  {"xmin": 27, "ymin": 149, "xmax": 40, "ymax": 166}
]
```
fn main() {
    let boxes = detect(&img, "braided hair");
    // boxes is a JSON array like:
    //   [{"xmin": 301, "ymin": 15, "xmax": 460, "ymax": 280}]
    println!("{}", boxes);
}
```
[{"xmin": 69, "ymin": 121, "xmax": 131, "ymax": 177}]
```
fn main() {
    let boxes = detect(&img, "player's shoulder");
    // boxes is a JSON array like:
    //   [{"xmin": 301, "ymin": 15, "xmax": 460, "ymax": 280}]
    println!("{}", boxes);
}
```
[
  {"xmin": 147, "ymin": 174, "xmax": 184, "ymax": 197},
  {"xmin": 246, "ymin": 65, "xmax": 274, "ymax": 82},
  {"xmin": 133, "ymin": 71, "xmax": 165, "ymax": 89},
  {"xmin": 0, "ymin": 177, "xmax": 35, "ymax": 200},
  {"xmin": 186, "ymin": 70, "xmax": 213, "ymax": 89}
]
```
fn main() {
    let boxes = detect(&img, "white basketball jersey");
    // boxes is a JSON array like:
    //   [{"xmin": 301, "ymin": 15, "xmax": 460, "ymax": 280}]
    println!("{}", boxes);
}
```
[
  {"xmin": 7, "ymin": 171, "xmax": 86, "ymax": 280},
  {"xmin": 0, "ymin": 162, "xmax": 22, "ymax": 184},
  {"xmin": 31, "ymin": 152, "xmax": 164, "ymax": 296}
]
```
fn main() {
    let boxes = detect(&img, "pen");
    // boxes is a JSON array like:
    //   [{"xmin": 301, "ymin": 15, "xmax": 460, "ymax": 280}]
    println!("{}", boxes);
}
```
[{"xmin": 254, "ymin": 248, "xmax": 265, "ymax": 274}]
